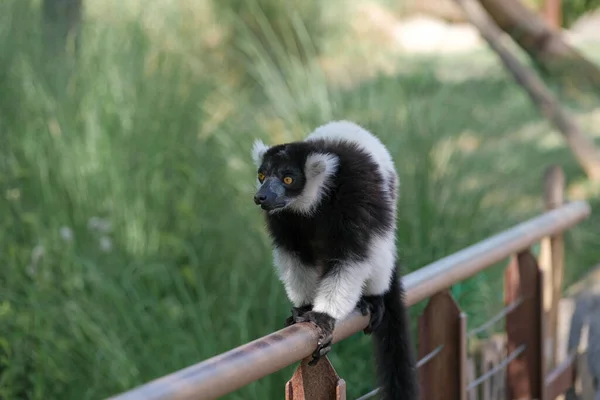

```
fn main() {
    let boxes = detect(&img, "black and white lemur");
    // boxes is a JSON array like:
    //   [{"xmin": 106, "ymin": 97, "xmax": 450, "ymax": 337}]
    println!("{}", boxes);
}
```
[{"xmin": 251, "ymin": 120, "xmax": 418, "ymax": 400}]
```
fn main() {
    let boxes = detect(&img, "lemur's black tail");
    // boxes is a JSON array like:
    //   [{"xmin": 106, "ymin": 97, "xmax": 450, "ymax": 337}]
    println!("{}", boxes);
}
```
[{"xmin": 372, "ymin": 266, "xmax": 419, "ymax": 400}]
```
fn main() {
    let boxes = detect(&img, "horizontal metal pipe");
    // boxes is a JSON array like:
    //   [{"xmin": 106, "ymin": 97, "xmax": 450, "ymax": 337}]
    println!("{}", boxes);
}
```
[
  {"xmin": 107, "ymin": 200, "xmax": 590, "ymax": 400},
  {"xmin": 404, "ymin": 200, "xmax": 590, "ymax": 305}
]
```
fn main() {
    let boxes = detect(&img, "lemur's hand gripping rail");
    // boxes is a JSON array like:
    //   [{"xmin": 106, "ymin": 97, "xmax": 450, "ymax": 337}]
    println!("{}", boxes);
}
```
[{"xmin": 107, "ymin": 200, "xmax": 591, "ymax": 400}]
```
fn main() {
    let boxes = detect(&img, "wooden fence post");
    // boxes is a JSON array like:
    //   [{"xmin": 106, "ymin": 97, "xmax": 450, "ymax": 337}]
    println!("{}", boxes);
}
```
[
  {"xmin": 418, "ymin": 291, "xmax": 468, "ymax": 400},
  {"xmin": 480, "ymin": 335, "xmax": 508, "ymax": 400},
  {"xmin": 539, "ymin": 165, "xmax": 566, "ymax": 371},
  {"xmin": 542, "ymin": 0, "xmax": 562, "ymax": 28},
  {"xmin": 286, "ymin": 356, "xmax": 346, "ymax": 400},
  {"xmin": 505, "ymin": 250, "xmax": 545, "ymax": 400}
]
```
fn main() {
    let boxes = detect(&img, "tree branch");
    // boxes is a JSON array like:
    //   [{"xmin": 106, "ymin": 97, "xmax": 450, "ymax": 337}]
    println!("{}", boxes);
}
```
[{"xmin": 453, "ymin": 0, "xmax": 600, "ymax": 181}]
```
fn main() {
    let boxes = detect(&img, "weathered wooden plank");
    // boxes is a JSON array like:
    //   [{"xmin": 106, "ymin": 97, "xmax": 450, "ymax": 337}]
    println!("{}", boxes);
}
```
[
  {"xmin": 539, "ymin": 165, "xmax": 566, "ymax": 371},
  {"xmin": 285, "ymin": 356, "xmax": 346, "ymax": 400},
  {"xmin": 505, "ymin": 250, "xmax": 545, "ymax": 400},
  {"xmin": 418, "ymin": 291, "xmax": 467, "ymax": 400},
  {"xmin": 466, "ymin": 356, "xmax": 478, "ymax": 400},
  {"xmin": 545, "ymin": 351, "xmax": 577, "ymax": 399},
  {"xmin": 480, "ymin": 335, "xmax": 507, "ymax": 400}
]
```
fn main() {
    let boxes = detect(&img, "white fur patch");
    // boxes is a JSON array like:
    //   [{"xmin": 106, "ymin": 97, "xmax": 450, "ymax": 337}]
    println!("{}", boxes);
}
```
[
  {"xmin": 287, "ymin": 152, "xmax": 339, "ymax": 215},
  {"xmin": 273, "ymin": 231, "xmax": 398, "ymax": 320},
  {"xmin": 273, "ymin": 247, "xmax": 320, "ymax": 307},
  {"xmin": 364, "ymin": 231, "xmax": 397, "ymax": 296},
  {"xmin": 251, "ymin": 139, "xmax": 270, "ymax": 168},
  {"xmin": 312, "ymin": 262, "xmax": 371, "ymax": 320},
  {"xmin": 311, "ymin": 230, "xmax": 397, "ymax": 320},
  {"xmin": 305, "ymin": 120, "xmax": 399, "ymax": 197}
]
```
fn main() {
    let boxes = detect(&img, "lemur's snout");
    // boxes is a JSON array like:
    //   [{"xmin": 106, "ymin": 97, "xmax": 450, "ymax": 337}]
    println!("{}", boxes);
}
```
[
  {"xmin": 254, "ymin": 178, "xmax": 287, "ymax": 210},
  {"xmin": 253, "ymin": 194, "xmax": 267, "ymax": 205},
  {"xmin": 253, "ymin": 191, "xmax": 279, "ymax": 209}
]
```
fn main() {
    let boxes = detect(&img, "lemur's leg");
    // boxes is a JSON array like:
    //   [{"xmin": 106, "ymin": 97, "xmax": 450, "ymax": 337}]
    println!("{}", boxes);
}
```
[
  {"xmin": 284, "ymin": 304, "xmax": 313, "ymax": 327},
  {"xmin": 357, "ymin": 295, "xmax": 385, "ymax": 335},
  {"xmin": 273, "ymin": 248, "xmax": 319, "ymax": 327},
  {"xmin": 300, "ymin": 260, "xmax": 371, "ymax": 365},
  {"xmin": 360, "ymin": 234, "xmax": 397, "ymax": 334}
]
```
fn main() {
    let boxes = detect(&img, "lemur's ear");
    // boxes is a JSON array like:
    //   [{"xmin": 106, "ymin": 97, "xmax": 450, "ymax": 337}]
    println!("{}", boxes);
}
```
[
  {"xmin": 305, "ymin": 152, "xmax": 339, "ymax": 179},
  {"xmin": 251, "ymin": 139, "xmax": 270, "ymax": 168}
]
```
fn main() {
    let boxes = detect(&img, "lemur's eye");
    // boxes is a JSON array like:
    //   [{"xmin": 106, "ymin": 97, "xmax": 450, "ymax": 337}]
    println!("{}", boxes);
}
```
[
  {"xmin": 283, "ymin": 176, "xmax": 293, "ymax": 185},
  {"xmin": 258, "ymin": 173, "xmax": 265, "ymax": 182}
]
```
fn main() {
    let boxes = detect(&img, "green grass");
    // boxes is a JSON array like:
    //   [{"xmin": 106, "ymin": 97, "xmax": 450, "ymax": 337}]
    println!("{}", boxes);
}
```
[{"xmin": 1, "ymin": 0, "xmax": 600, "ymax": 399}]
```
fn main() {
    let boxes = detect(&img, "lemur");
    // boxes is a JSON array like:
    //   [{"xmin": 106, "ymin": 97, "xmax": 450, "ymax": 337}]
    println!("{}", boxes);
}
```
[{"xmin": 251, "ymin": 120, "xmax": 418, "ymax": 400}]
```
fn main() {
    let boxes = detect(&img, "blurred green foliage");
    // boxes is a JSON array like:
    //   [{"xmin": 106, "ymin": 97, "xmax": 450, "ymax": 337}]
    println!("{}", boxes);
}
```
[
  {"xmin": 1, "ymin": 0, "xmax": 600, "ymax": 399},
  {"xmin": 526, "ymin": 0, "xmax": 600, "ymax": 26},
  {"xmin": 212, "ymin": 0, "xmax": 327, "ymax": 62},
  {"xmin": 563, "ymin": 0, "xmax": 600, "ymax": 26}
]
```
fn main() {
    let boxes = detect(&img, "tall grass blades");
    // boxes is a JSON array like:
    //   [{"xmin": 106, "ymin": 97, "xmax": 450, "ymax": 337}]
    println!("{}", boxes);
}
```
[{"xmin": 1, "ymin": 0, "xmax": 599, "ymax": 399}]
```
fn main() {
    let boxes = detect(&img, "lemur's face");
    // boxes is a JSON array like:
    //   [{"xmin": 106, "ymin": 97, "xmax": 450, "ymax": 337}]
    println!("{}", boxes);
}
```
[{"xmin": 253, "ymin": 144, "xmax": 307, "ymax": 211}]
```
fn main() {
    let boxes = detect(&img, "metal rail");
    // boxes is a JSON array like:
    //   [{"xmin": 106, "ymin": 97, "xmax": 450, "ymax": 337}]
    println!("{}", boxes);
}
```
[
  {"xmin": 355, "ymin": 345, "xmax": 445, "ymax": 400},
  {"xmin": 466, "ymin": 344, "xmax": 526, "ymax": 391},
  {"xmin": 107, "ymin": 200, "xmax": 590, "ymax": 400},
  {"xmin": 467, "ymin": 297, "xmax": 523, "ymax": 338}
]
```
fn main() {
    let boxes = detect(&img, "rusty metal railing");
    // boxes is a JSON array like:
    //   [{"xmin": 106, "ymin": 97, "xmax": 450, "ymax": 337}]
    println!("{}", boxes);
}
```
[{"xmin": 107, "ymin": 167, "xmax": 592, "ymax": 400}]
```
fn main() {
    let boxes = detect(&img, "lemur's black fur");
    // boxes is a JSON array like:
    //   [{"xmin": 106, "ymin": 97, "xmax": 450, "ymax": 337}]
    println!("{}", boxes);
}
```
[
  {"xmin": 253, "ymin": 126, "xmax": 419, "ymax": 400},
  {"xmin": 260, "ymin": 139, "xmax": 394, "ymax": 268}
]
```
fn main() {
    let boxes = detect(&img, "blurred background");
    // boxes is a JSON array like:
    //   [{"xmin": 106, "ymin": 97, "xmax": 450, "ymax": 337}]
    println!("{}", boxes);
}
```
[{"xmin": 1, "ymin": 0, "xmax": 600, "ymax": 399}]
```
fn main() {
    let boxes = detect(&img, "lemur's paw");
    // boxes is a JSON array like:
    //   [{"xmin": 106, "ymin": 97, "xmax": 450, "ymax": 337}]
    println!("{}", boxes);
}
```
[
  {"xmin": 357, "ymin": 295, "xmax": 385, "ymax": 335},
  {"xmin": 357, "ymin": 297, "xmax": 370, "ymax": 316},
  {"xmin": 294, "ymin": 310, "xmax": 335, "ymax": 366},
  {"xmin": 284, "ymin": 304, "xmax": 313, "ymax": 327}
]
